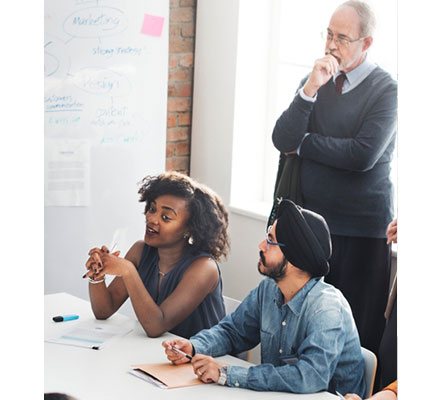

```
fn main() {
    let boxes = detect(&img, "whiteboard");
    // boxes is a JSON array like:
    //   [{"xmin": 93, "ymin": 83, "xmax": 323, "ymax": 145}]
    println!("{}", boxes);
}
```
[{"xmin": 44, "ymin": 0, "xmax": 169, "ymax": 301}]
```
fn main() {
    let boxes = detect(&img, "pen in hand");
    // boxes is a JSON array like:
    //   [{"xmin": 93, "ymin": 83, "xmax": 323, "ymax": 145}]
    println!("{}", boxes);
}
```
[
  {"xmin": 335, "ymin": 391, "xmax": 346, "ymax": 399},
  {"xmin": 171, "ymin": 346, "xmax": 193, "ymax": 361}
]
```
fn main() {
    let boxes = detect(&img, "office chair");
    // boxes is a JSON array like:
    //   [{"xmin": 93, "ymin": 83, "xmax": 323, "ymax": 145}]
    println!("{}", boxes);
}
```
[{"xmin": 361, "ymin": 346, "xmax": 378, "ymax": 398}]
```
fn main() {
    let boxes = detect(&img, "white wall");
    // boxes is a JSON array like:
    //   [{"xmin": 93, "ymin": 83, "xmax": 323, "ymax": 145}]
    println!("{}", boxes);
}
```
[
  {"xmin": 191, "ymin": 0, "xmax": 270, "ymax": 303},
  {"xmin": 190, "ymin": 0, "xmax": 274, "ymax": 364}
]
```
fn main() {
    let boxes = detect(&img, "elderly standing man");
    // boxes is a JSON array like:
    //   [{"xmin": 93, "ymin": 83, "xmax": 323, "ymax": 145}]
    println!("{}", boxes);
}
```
[
  {"xmin": 162, "ymin": 200, "xmax": 365, "ymax": 396},
  {"xmin": 271, "ymin": 0, "xmax": 397, "ymax": 357}
]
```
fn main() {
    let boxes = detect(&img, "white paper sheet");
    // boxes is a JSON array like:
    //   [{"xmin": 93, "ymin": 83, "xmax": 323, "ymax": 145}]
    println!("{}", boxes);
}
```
[
  {"xmin": 46, "ymin": 319, "xmax": 133, "ymax": 350},
  {"xmin": 45, "ymin": 138, "xmax": 90, "ymax": 206},
  {"xmin": 128, "ymin": 369, "xmax": 168, "ymax": 389}
]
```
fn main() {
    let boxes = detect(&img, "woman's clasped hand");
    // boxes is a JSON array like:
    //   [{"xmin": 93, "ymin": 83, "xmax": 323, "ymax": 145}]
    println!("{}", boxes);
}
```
[{"xmin": 84, "ymin": 245, "xmax": 123, "ymax": 282}]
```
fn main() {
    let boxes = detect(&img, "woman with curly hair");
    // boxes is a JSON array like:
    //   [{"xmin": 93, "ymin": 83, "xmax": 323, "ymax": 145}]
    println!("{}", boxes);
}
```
[{"xmin": 84, "ymin": 171, "xmax": 230, "ymax": 338}]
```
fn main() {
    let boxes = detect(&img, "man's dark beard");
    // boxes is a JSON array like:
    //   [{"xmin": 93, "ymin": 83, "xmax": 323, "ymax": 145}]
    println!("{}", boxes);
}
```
[{"xmin": 257, "ymin": 251, "xmax": 288, "ymax": 282}]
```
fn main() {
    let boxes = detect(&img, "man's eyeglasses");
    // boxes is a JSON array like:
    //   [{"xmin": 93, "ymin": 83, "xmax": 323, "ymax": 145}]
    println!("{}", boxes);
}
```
[
  {"xmin": 321, "ymin": 31, "xmax": 367, "ymax": 48},
  {"xmin": 266, "ymin": 225, "xmax": 286, "ymax": 251}
]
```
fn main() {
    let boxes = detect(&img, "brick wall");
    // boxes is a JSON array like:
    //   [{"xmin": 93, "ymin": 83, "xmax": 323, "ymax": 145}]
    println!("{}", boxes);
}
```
[{"xmin": 166, "ymin": 0, "xmax": 196, "ymax": 175}]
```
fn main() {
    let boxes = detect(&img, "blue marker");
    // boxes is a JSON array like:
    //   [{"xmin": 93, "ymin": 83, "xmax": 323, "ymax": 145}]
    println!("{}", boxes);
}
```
[{"xmin": 52, "ymin": 315, "xmax": 79, "ymax": 322}]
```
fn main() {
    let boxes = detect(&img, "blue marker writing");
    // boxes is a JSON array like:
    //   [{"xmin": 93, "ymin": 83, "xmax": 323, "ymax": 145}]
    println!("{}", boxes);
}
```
[{"xmin": 52, "ymin": 315, "xmax": 79, "ymax": 322}]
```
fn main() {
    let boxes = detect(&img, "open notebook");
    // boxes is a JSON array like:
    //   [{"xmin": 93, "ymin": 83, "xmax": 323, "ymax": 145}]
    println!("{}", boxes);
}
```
[{"xmin": 130, "ymin": 362, "xmax": 204, "ymax": 389}]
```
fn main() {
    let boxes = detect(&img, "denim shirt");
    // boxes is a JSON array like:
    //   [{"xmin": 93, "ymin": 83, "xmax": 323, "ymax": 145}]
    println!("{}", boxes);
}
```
[{"xmin": 190, "ymin": 277, "xmax": 366, "ymax": 396}]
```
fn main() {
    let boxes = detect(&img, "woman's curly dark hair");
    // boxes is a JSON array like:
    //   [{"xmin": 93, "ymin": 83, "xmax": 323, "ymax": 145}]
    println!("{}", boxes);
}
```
[{"xmin": 138, "ymin": 171, "xmax": 230, "ymax": 261}]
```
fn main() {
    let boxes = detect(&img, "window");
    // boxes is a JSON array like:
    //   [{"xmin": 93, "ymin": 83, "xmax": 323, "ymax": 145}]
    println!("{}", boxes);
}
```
[{"xmin": 230, "ymin": 0, "xmax": 398, "ymax": 217}]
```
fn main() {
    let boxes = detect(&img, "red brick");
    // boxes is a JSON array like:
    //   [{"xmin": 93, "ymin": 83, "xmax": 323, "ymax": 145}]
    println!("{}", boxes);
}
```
[
  {"xmin": 168, "ymin": 82, "xmax": 191, "ymax": 97},
  {"xmin": 166, "ymin": 142, "xmax": 190, "ymax": 157},
  {"xmin": 180, "ymin": 0, "xmax": 195, "ymax": 7},
  {"xmin": 169, "ymin": 54, "xmax": 179, "ymax": 68},
  {"xmin": 169, "ymin": 37, "xmax": 194, "ymax": 53},
  {"xmin": 178, "ymin": 112, "xmax": 191, "ymax": 126},
  {"xmin": 168, "ymin": 83, "xmax": 175, "ymax": 97},
  {"xmin": 166, "ymin": 157, "xmax": 189, "ymax": 172},
  {"xmin": 179, "ymin": 53, "xmax": 194, "ymax": 67},
  {"xmin": 167, "ymin": 127, "xmax": 189, "ymax": 141},
  {"xmin": 170, "ymin": 7, "xmax": 194, "ymax": 23},
  {"xmin": 169, "ymin": 68, "xmax": 192, "ymax": 82},
  {"xmin": 169, "ymin": 98, "xmax": 189, "ymax": 112},
  {"xmin": 181, "ymin": 23, "xmax": 195, "ymax": 38},
  {"xmin": 167, "ymin": 113, "xmax": 177, "ymax": 128},
  {"xmin": 166, "ymin": 143, "xmax": 175, "ymax": 157},
  {"xmin": 167, "ymin": 0, "xmax": 195, "ymax": 174},
  {"xmin": 175, "ymin": 82, "xmax": 192, "ymax": 97},
  {"xmin": 169, "ymin": 23, "xmax": 181, "ymax": 38},
  {"xmin": 168, "ymin": 98, "xmax": 190, "ymax": 112},
  {"xmin": 175, "ymin": 141, "xmax": 190, "ymax": 156},
  {"xmin": 168, "ymin": 84, "xmax": 177, "ymax": 97}
]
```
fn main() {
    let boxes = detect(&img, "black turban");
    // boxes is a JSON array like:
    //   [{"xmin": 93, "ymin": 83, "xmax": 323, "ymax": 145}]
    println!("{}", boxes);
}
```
[{"xmin": 275, "ymin": 199, "xmax": 331, "ymax": 277}]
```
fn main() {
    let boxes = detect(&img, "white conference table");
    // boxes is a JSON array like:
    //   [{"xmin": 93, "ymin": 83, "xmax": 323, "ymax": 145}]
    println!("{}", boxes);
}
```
[{"xmin": 45, "ymin": 293, "xmax": 338, "ymax": 400}]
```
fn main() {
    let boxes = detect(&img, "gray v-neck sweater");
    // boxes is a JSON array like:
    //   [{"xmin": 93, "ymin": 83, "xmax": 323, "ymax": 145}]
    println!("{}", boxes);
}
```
[{"xmin": 273, "ymin": 67, "xmax": 397, "ymax": 238}]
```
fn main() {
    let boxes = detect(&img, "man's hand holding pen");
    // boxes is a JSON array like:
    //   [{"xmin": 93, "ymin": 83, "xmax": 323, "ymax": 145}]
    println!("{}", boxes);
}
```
[
  {"xmin": 162, "ymin": 339, "xmax": 227, "ymax": 384},
  {"xmin": 162, "ymin": 339, "xmax": 194, "ymax": 364}
]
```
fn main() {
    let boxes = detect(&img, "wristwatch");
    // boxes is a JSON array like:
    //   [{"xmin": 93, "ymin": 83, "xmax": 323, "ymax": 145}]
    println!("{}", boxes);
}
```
[{"xmin": 217, "ymin": 365, "xmax": 228, "ymax": 386}]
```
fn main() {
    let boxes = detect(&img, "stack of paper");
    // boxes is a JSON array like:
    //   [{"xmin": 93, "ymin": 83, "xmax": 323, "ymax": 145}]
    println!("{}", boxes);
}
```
[{"xmin": 46, "ymin": 319, "xmax": 133, "ymax": 350}]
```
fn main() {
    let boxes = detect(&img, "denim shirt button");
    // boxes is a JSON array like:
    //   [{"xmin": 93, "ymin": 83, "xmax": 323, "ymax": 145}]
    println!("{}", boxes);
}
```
[
  {"xmin": 234, "ymin": 382, "xmax": 240, "ymax": 387},
  {"xmin": 279, "ymin": 348, "xmax": 283, "ymax": 353},
  {"xmin": 282, "ymin": 321, "xmax": 286, "ymax": 326}
]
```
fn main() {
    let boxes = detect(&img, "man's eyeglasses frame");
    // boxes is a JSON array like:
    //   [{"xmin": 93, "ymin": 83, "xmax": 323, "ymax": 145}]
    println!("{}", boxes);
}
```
[{"xmin": 266, "ymin": 225, "xmax": 286, "ymax": 251}]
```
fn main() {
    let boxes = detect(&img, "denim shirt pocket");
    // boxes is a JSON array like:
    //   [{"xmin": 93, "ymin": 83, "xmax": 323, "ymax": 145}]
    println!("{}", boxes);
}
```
[
  {"xmin": 260, "ymin": 328, "xmax": 275, "ymax": 341},
  {"xmin": 260, "ymin": 329, "xmax": 280, "ymax": 364}
]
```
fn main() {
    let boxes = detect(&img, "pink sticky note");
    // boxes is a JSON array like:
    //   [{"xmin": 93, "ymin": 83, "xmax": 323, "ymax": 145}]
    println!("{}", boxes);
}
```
[{"xmin": 141, "ymin": 14, "xmax": 165, "ymax": 37}]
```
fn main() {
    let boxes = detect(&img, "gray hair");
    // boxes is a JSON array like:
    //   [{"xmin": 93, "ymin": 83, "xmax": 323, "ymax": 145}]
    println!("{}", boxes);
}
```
[{"xmin": 339, "ymin": 1, "xmax": 376, "ymax": 37}]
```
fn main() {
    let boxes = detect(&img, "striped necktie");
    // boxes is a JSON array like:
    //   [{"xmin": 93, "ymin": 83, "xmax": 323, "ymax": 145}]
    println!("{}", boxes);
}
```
[{"xmin": 335, "ymin": 72, "xmax": 347, "ymax": 94}]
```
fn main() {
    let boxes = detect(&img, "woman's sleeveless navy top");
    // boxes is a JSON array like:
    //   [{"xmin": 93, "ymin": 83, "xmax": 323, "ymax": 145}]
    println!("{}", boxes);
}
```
[{"xmin": 137, "ymin": 244, "xmax": 226, "ymax": 338}]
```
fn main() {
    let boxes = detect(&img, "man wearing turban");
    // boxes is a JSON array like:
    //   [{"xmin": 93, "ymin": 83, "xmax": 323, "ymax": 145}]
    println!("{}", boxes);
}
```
[{"xmin": 162, "ymin": 200, "xmax": 365, "ymax": 396}]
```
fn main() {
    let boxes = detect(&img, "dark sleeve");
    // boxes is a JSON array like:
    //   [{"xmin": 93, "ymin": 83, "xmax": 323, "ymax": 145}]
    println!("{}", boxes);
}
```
[{"xmin": 272, "ymin": 77, "xmax": 312, "ymax": 153}]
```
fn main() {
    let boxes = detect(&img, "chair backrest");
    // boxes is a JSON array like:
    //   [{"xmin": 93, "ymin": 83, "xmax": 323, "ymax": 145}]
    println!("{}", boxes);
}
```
[
  {"xmin": 361, "ymin": 347, "xmax": 377, "ymax": 398},
  {"xmin": 222, "ymin": 296, "xmax": 250, "ymax": 362},
  {"xmin": 223, "ymin": 295, "xmax": 241, "ymax": 315}
]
